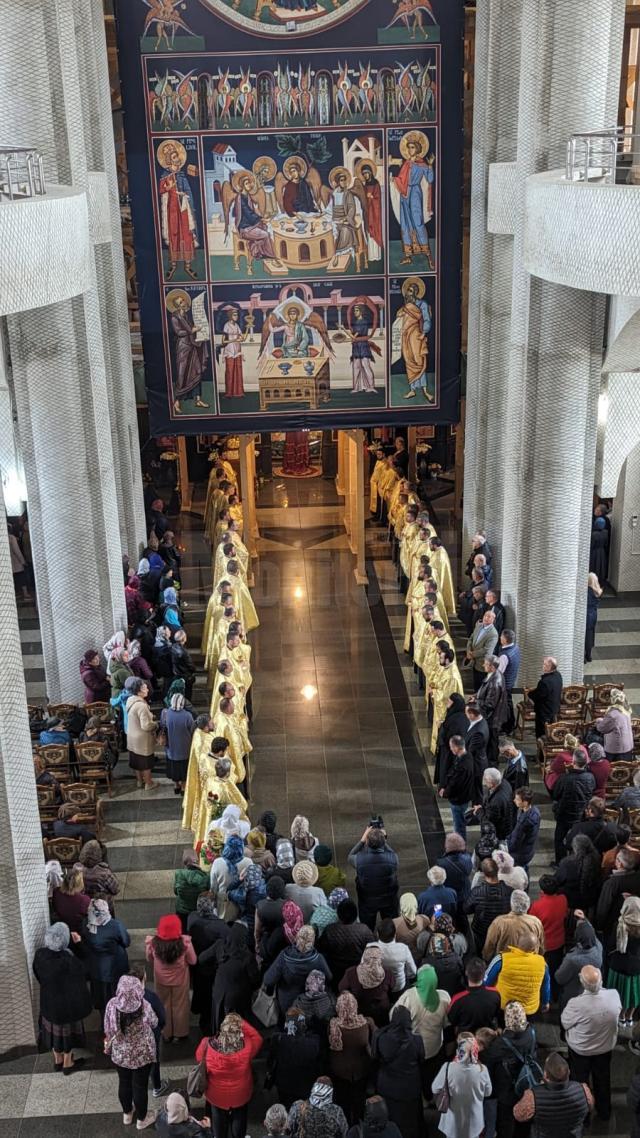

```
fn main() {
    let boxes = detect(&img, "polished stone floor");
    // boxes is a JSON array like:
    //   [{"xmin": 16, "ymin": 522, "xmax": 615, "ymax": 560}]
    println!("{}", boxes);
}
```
[{"xmin": 4, "ymin": 475, "xmax": 636, "ymax": 1135}]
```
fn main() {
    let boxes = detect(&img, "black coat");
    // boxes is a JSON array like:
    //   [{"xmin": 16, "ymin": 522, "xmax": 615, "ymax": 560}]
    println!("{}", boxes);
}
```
[
  {"xmin": 268, "ymin": 1031, "xmax": 325, "ymax": 1107},
  {"xmin": 480, "ymin": 779, "xmax": 514, "ymax": 840},
  {"xmin": 466, "ymin": 720, "xmax": 489, "ymax": 798},
  {"xmin": 595, "ymin": 869, "xmax": 640, "ymax": 931},
  {"xmin": 564, "ymin": 817, "xmax": 617, "ymax": 854},
  {"xmin": 171, "ymin": 643, "xmax": 196, "ymax": 683},
  {"xmin": 484, "ymin": 1026, "xmax": 537, "ymax": 1106},
  {"xmin": 477, "ymin": 673, "xmax": 508, "ymax": 732},
  {"xmin": 443, "ymin": 752, "xmax": 475, "ymax": 806},
  {"xmin": 529, "ymin": 671, "xmax": 563, "ymax": 738},
  {"xmin": 33, "ymin": 947, "xmax": 93, "ymax": 1025},
  {"xmin": 434, "ymin": 696, "xmax": 468, "ymax": 785},
  {"xmin": 552, "ymin": 769, "xmax": 596, "ymax": 825}
]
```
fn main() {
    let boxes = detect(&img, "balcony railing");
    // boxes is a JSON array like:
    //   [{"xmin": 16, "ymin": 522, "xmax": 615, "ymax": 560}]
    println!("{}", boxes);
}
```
[
  {"xmin": 565, "ymin": 125, "xmax": 640, "ymax": 184},
  {"xmin": 0, "ymin": 148, "xmax": 46, "ymax": 201}
]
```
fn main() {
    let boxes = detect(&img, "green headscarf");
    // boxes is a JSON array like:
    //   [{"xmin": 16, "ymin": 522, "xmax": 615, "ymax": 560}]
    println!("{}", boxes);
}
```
[
  {"xmin": 416, "ymin": 963, "xmax": 439, "ymax": 1011},
  {"xmin": 164, "ymin": 677, "xmax": 186, "ymax": 707}
]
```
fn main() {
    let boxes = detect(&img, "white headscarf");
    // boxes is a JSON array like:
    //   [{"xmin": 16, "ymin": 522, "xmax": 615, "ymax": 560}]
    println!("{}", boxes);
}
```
[
  {"xmin": 45, "ymin": 860, "xmax": 64, "ymax": 899},
  {"xmin": 616, "ymin": 896, "xmax": 640, "ymax": 953},
  {"xmin": 87, "ymin": 898, "xmax": 112, "ymax": 934},
  {"xmin": 137, "ymin": 558, "xmax": 150, "ymax": 577},
  {"xmin": 103, "ymin": 631, "xmax": 126, "ymax": 663}
]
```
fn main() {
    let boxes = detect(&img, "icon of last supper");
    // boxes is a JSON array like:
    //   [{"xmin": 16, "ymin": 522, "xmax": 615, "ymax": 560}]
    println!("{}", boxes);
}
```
[
  {"xmin": 204, "ymin": 130, "xmax": 385, "ymax": 282},
  {"xmin": 210, "ymin": 279, "xmax": 387, "ymax": 414}
]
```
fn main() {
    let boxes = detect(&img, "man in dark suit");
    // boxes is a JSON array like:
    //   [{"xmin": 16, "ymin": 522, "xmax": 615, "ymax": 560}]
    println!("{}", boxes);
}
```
[
  {"xmin": 465, "ymin": 701, "xmax": 489, "ymax": 800},
  {"xmin": 474, "ymin": 589, "xmax": 506, "ymax": 637},
  {"xmin": 439, "ymin": 736, "xmax": 476, "ymax": 839},
  {"xmin": 529, "ymin": 656, "xmax": 563, "ymax": 739}
]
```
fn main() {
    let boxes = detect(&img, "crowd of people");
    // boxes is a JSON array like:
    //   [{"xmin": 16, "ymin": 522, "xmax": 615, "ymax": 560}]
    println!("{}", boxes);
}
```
[{"xmin": 30, "ymin": 445, "xmax": 640, "ymax": 1138}]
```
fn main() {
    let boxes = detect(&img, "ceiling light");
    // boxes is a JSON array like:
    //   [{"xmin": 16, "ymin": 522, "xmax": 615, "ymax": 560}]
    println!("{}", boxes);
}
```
[{"xmin": 300, "ymin": 684, "xmax": 317, "ymax": 701}]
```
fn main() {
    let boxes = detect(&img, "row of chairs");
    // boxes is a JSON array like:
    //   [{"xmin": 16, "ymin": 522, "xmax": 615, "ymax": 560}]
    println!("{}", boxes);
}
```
[
  {"xmin": 536, "ymin": 719, "xmax": 640, "ymax": 779},
  {"xmin": 43, "ymin": 835, "xmax": 86, "ymax": 866},
  {"xmin": 515, "ymin": 682, "xmax": 626, "ymax": 739},
  {"xmin": 38, "ymin": 781, "xmax": 103, "ymax": 837},
  {"xmin": 36, "ymin": 741, "xmax": 113, "ymax": 796}
]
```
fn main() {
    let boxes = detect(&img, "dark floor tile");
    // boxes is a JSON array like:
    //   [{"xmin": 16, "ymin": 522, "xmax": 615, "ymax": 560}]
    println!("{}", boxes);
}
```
[
  {"xmin": 20, "ymin": 1118, "xmax": 83, "ymax": 1138},
  {"xmin": 115, "ymin": 898, "xmax": 175, "ymax": 928},
  {"xmin": 0, "ymin": 1052, "xmax": 37, "ymax": 1076},
  {"xmin": 0, "ymin": 1122, "xmax": 22, "ymax": 1138}
]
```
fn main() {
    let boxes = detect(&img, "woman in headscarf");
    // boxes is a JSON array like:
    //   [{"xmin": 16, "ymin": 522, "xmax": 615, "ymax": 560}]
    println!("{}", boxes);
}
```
[
  {"xmin": 258, "ymin": 809, "xmax": 282, "ymax": 855},
  {"xmin": 345, "ymin": 1096, "xmax": 401, "ymax": 1138},
  {"xmin": 371, "ymin": 1005, "xmax": 424, "ymax": 1138},
  {"xmin": 585, "ymin": 571, "xmax": 603, "ymax": 662},
  {"xmin": 228, "ymin": 863, "xmax": 266, "ymax": 948},
  {"xmin": 431, "ymin": 1032, "xmax": 492, "ymax": 1138},
  {"xmin": 590, "ymin": 515, "xmax": 609, "ymax": 585},
  {"xmin": 263, "ymin": 1104, "xmax": 289, "ymax": 1138},
  {"xmin": 288, "ymin": 1076, "xmax": 349, "ymax": 1138},
  {"xmin": 328, "ymin": 991, "xmax": 374, "ymax": 1123},
  {"xmin": 596, "ymin": 686, "xmax": 635, "ymax": 761},
  {"xmin": 77, "ymin": 839, "xmax": 120, "ymax": 898},
  {"xmin": 267, "ymin": 1007, "xmax": 325, "ymax": 1108},
  {"xmin": 265, "ymin": 838, "xmax": 296, "ymax": 885},
  {"xmin": 202, "ymin": 922, "xmax": 260, "ymax": 1031},
  {"xmin": 555, "ymin": 832, "xmax": 601, "ymax": 912},
  {"xmin": 339, "ymin": 945, "xmax": 394, "ymax": 1027},
  {"xmin": 394, "ymin": 962, "xmax": 450, "ymax": 1093},
  {"xmin": 45, "ymin": 859, "xmax": 64, "ymax": 899},
  {"xmin": 209, "ymin": 833, "xmax": 251, "ymax": 921},
  {"xmin": 79, "ymin": 898, "xmax": 130, "ymax": 1015},
  {"xmin": 153, "ymin": 625, "xmax": 174, "ymax": 692},
  {"xmin": 32, "ymin": 922, "xmax": 92, "ymax": 1074},
  {"xmin": 554, "ymin": 916, "xmax": 603, "ymax": 1012},
  {"xmin": 416, "ymin": 929, "xmax": 465, "ymax": 997},
  {"xmin": 156, "ymin": 1091, "xmax": 210, "ymax": 1137},
  {"xmin": 103, "ymin": 630, "xmax": 127, "ymax": 665},
  {"xmin": 313, "ymin": 845, "xmax": 347, "ymax": 895},
  {"xmin": 104, "ymin": 975, "xmax": 159, "ymax": 1129},
  {"xmin": 246, "ymin": 826, "xmax": 276, "ymax": 871},
  {"xmin": 328, "ymin": 887, "xmax": 350, "ymax": 910},
  {"xmin": 79, "ymin": 648, "xmax": 111, "ymax": 704},
  {"xmin": 129, "ymin": 638, "xmax": 155, "ymax": 685},
  {"xmin": 392, "ymin": 893, "xmax": 430, "ymax": 962},
  {"xmin": 435, "ymin": 692, "xmax": 468, "ymax": 786},
  {"xmin": 187, "ymin": 892, "xmax": 228, "ymax": 1034},
  {"xmin": 481, "ymin": 1000, "xmax": 537, "ymax": 1135},
  {"xmin": 492, "ymin": 849, "xmax": 528, "ymax": 892},
  {"xmin": 417, "ymin": 911, "xmax": 468, "ymax": 961},
  {"xmin": 607, "ymin": 895, "xmax": 640, "ymax": 1025},
  {"xmin": 108, "ymin": 644, "xmax": 134, "ymax": 696},
  {"xmin": 255, "ymin": 875, "xmax": 287, "ymax": 965},
  {"xmin": 264, "ymin": 924, "xmax": 332, "ymax": 1015},
  {"xmin": 161, "ymin": 692, "xmax": 195, "ymax": 795},
  {"xmin": 291, "ymin": 815, "xmax": 319, "ymax": 862},
  {"xmin": 311, "ymin": 902, "xmax": 339, "ymax": 941},
  {"xmin": 195, "ymin": 1012, "xmax": 263, "ymax": 1134},
  {"xmin": 173, "ymin": 849, "xmax": 209, "ymax": 933},
  {"xmin": 138, "ymin": 557, "xmax": 161, "ymax": 605},
  {"xmin": 171, "ymin": 629, "xmax": 196, "ymax": 700},
  {"xmin": 159, "ymin": 586, "xmax": 182, "ymax": 632},
  {"xmin": 296, "ymin": 969, "xmax": 337, "ymax": 1033}
]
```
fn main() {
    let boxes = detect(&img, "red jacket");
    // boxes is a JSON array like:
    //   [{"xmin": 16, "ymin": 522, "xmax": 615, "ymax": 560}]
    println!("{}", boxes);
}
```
[
  {"xmin": 195, "ymin": 1020, "xmax": 263, "ymax": 1108},
  {"xmin": 529, "ymin": 893, "xmax": 568, "ymax": 951}
]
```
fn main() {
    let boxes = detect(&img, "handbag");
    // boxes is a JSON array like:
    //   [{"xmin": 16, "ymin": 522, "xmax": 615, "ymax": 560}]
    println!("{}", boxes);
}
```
[
  {"xmin": 433, "ymin": 1062, "xmax": 450, "ymax": 1113},
  {"xmin": 252, "ymin": 985, "xmax": 279, "ymax": 1028},
  {"xmin": 186, "ymin": 1052, "xmax": 208, "ymax": 1099}
]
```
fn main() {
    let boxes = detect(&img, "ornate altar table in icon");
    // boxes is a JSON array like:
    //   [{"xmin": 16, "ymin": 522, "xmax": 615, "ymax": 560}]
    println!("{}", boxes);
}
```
[
  {"xmin": 259, "ymin": 357, "xmax": 331, "ymax": 411},
  {"xmin": 270, "ymin": 217, "xmax": 335, "ymax": 271}
]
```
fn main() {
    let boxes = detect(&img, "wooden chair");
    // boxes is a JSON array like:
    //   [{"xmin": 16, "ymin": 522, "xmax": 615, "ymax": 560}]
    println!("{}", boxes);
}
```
[
  {"xmin": 43, "ymin": 835, "xmax": 82, "ymax": 867},
  {"xmin": 75, "ymin": 740, "xmax": 112, "ymax": 797},
  {"xmin": 606, "ymin": 760, "xmax": 634, "ymax": 798},
  {"xmin": 39, "ymin": 743, "xmax": 73, "ymax": 782},
  {"xmin": 28, "ymin": 704, "xmax": 44, "ymax": 720},
  {"xmin": 628, "ymin": 807, "xmax": 640, "ymax": 843},
  {"xmin": 604, "ymin": 805, "xmax": 621, "ymax": 826},
  {"xmin": 591, "ymin": 683, "xmax": 624, "ymax": 720},
  {"xmin": 36, "ymin": 785, "xmax": 59, "ymax": 830},
  {"xmin": 47, "ymin": 703, "xmax": 78, "ymax": 720},
  {"xmin": 61, "ymin": 782, "xmax": 103, "ymax": 836},
  {"xmin": 514, "ymin": 688, "xmax": 536, "ymax": 739},
  {"xmin": 632, "ymin": 719, "xmax": 640, "ymax": 753},
  {"xmin": 538, "ymin": 721, "xmax": 582, "ymax": 771},
  {"xmin": 559, "ymin": 685, "xmax": 588, "ymax": 722}
]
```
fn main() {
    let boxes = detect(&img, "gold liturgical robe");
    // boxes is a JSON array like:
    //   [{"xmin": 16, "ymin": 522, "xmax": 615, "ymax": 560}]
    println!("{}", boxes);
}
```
[
  {"xmin": 429, "ymin": 545, "xmax": 456, "ymax": 617},
  {"xmin": 182, "ymin": 727, "xmax": 214, "ymax": 834},
  {"xmin": 207, "ymin": 615, "xmax": 234, "ymax": 678},
  {"xmin": 195, "ymin": 771, "xmax": 248, "ymax": 848},
  {"xmin": 228, "ymin": 573, "xmax": 259, "ymax": 633},
  {"xmin": 430, "ymin": 660, "xmax": 464, "ymax": 752},
  {"xmin": 212, "ymin": 710, "xmax": 250, "ymax": 784},
  {"xmin": 213, "ymin": 539, "xmax": 249, "ymax": 584},
  {"xmin": 205, "ymin": 487, "xmax": 228, "ymax": 541},
  {"xmin": 399, "ymin": 523, "xmax": 420, "ymax": 578},
  {"xmin": 369, "ymin": 458, "xmax": 387, "ymax": 514},
  {"xmin": 423, "ymin": 629, "xmax": 455, "ymax": 695}
]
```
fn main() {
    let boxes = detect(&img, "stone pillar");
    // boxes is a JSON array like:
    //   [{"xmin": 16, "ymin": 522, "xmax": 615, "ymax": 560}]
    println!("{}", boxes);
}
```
[
  {"xmin": 467, "ymin": 0, "xmax": 625, "ymax": 683},
  {"xmin": 239, "ymin": 435, "xmax": 258, "ymax": 562},
  {"xmin": 0, "ymin": 476, "xmax": 49, "ymax": 1051},
  {"xmin": 7, "ymin": 297, "xmax": 128, "ymax": 702},
  {"xmin": 336, "ymin": 431, "xmax": 347, "ymax": 495}
]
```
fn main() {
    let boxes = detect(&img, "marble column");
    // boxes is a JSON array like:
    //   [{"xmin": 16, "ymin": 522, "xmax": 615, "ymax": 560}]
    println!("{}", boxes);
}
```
[
  {"xmin": 0, "ymin": 476, "xmax": 49, "ymax": 1050},
  {"xmin": 467, "ymin": 0, "xmax": 625, "ymax": 683}
]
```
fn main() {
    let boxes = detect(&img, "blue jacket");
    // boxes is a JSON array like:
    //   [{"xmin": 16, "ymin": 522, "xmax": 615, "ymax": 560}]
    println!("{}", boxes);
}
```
[
  {"xmin": 435, "ymin": 850, "xmax": 473, "ymax": 907},
  {"xmin": 39, "ymin": 729, "xmax": 71, "ymax": 747},
  {"xmin": 507, "ymin": 806, "xmax": 541, "ymax": 868},
  {"xmin": 417, "ymin": 883, "xmax": 458, "ymax": 918},
  {"xmin": 485, "ymin": 952, "xmax": 551, "ymax": 1009}
]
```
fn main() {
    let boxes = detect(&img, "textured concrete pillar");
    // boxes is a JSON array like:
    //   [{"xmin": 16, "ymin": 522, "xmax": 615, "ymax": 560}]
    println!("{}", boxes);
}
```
[
  {"xmin": 0, "ymin": 475, "xmax": 49, "ymax": 1052},
  {"xmin": 7, "ymin": 297, "xmax": 128, "ymax": 702},
  {"xmin": 463, "ymin": 0, "xmax": 523, "ymax": 573},
  {"xmin": 609, "ymin": 443, "xmax": 640, "ymax": 592},
  {"xmin": 468, "ymin": 0, "xmax": 624, "ymax": 683}
]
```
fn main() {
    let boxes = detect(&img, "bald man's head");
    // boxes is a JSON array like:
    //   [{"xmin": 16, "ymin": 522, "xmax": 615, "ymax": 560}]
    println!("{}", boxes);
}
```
[{"xmin": 580, "ymin": 965, "xmax": 602, "ymax": 993}]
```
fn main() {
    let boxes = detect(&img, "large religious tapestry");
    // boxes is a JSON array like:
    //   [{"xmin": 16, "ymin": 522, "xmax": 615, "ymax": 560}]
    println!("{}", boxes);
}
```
[{"xmin": 114, "ymin": 0, "xmax": 463, "ymax": 434}]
